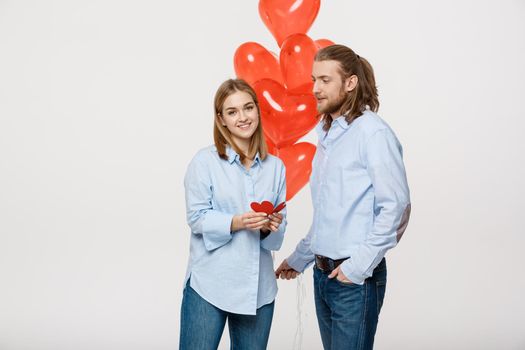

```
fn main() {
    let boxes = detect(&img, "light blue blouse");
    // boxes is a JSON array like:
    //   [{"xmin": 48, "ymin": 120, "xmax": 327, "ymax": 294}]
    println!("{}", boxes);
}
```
[{"xmin": 183, "ymin": 145, "xmax": 287, "ymax": 315}]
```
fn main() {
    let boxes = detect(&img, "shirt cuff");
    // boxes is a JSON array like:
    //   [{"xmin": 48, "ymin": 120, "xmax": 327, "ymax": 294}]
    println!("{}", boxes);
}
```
[
  {"xmin": 260, "ymin": 215, "xmax": 286, "ymax": 251},
  {"xmin": 340, "ymin": 260, "xmax": 366, "ymax": 285},
  {"xmin": 201, "ymin": 210, "xmax": 234, "ymax": 251},
  {"xmin": 260, "ymin": 230, "xmax": 284, "ymax": 251},
  {"xmin": 287, "ymin": 251, "xmax": 314, "ymax": 273}
]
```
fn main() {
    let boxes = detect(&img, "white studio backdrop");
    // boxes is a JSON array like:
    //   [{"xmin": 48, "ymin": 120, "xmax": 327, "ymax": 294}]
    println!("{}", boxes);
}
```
[{"xmin": 1, "ymin": 0, "xmax": 524, "ymax": 349}]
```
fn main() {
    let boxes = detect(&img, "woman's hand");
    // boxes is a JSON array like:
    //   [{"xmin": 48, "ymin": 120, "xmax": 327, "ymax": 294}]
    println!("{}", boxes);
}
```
[
  {"xmin": 231, "ymin": 211, "xmax": 269, "ymax": 232},
  {"xmin": 262, "ymin": 213, "xmax": 283, "ymax": 233}
]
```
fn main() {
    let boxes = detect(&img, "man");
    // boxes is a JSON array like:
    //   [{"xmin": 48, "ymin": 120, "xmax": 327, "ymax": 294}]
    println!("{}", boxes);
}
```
[{"xmin": 275, "ymin": 44, "xmax": 411, "ymax": 349}]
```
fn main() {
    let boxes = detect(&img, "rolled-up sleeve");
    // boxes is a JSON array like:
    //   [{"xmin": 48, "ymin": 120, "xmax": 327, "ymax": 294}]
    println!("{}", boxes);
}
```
[
  {"xmin": 341, "ymin": 129, "xmax": 411, "ymax": 284},
  {"xmin": 184, "ymin": 154, "xmax": 234, "ymax": 251}
]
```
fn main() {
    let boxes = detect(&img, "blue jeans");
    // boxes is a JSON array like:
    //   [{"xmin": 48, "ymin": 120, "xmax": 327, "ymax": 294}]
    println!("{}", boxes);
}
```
[
  {"xmin": 313, "ymin": 258, "xmax": 387, "ymax": 350},
  {"xmin": 179, "ymin": 281, "xmax": 274, "ymax": 350}
]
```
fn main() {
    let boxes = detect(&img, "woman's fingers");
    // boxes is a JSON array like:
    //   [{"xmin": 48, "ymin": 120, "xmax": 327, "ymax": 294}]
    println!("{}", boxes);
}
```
[
  {"xmin": 242, "ymin": 213, "xmax": 268, "ymax": 225},
  {"xmin": 249, "ymin": 212, "xmax": 268, "ymax": 218},
  {"xmin": 244, "ymin": 214, "xmax": 269, "ymax": 229},
  {"xmin": 240, "ymin": 211, "xmax": 284, "ymax": 231},
  {"xmin": 266, "ymin": 213, "xmax": 282, "ymax": 231},
  {"xmin": 246, "ymin": 222, "xmax": 268, "ymax": 230},
  {"xmin": 244, "ymin": 217, "xmax": 268, "ymax": 226},
  {"xmin": 270, "ymin": 213, "xmax": 283, "ymax": 223},
  {"xmin": 271, "ymin": 214, "xmax": 283, "ymax": 223}
]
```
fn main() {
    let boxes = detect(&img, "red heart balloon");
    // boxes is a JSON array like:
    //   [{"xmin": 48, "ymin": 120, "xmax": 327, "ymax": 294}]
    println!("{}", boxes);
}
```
[
  {"xmin": 254, "ymin": 79, "xmax": 318, "ymax": 148},
  {"xmin": 314, "ymin": 38, "xmax": 335, "ymax": 49},
  {"xmin": 280, "ymin": 34, "xmax": 318, "ymax": 94},
  {"xmin": 278, "ymin": 142, "xmax": 316, "ymax": 201},
  {"xmin": 234, "ymin": 42, "xmax": 284, "ymax": 86},
  {"xmin": 259, "ymin": 0, "xmax": 321, "ymax": 47},
  {"xmin": 250, "ymin": 201, "xmax": 275, "ymax": 215}
]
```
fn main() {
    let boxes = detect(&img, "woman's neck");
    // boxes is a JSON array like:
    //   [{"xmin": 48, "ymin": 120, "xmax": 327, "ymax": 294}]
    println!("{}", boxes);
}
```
[{"xmin": 233, "ymin": 138, "xmax": 250, "ymax": 157}]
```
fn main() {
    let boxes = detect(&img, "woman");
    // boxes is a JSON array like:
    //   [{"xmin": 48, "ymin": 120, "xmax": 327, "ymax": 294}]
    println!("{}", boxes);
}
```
[{"xmin": 179, "ymin": 79, "xmax": 287, "ymax": 350}]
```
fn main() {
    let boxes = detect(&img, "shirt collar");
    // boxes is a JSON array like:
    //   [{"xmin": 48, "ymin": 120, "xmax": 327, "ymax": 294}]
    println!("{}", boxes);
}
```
[
  {"xmin": 254, "ymin": 152, "xmax": 262, "ymax": 167},
  {"xmin": 226, "ymin": 146, "xmax": 262, "ymax": 168},
  {"xmin": 226, "ymin": 146, "xmax": 238, "ymax": 164},
  {"xmin": 333, "ymin": 115, "xmax": 350, "ymax": 129}
]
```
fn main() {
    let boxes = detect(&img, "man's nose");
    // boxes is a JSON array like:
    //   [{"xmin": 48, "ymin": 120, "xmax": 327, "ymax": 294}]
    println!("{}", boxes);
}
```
[{"xmin": 312, "ymin": 80, "xmax": 321, "ymax": 95}]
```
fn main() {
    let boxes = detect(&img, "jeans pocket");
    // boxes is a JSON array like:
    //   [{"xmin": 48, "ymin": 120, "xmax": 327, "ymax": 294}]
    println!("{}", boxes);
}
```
[
  {"xmin": 376, "ymin": 280, "xmax": 386, "ymax": 314},
  {"xmin": 335, "ymin": 277, "xmax": 358, "ymax": 287}
]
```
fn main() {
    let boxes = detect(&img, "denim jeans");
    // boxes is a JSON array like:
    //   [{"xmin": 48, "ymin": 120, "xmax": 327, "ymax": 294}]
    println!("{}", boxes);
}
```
[
  {"xmin": 179, "ymin": 281, "xmax": 274, "ymax": 350},
  {"xmin": 313, "ymin": 258, "xmax": 387, "ymax": 350}
]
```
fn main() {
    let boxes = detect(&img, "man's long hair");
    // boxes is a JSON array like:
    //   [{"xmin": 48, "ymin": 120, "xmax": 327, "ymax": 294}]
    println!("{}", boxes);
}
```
[{"xmin": 316, "ymin": 45, "xmax": 379, "ymax": 131}]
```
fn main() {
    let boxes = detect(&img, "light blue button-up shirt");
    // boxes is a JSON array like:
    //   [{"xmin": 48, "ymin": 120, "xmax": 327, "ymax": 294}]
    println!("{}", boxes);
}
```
[
  {"xmin": 183, "ymin": 145, "xmax": 287, "ymax": 315},
  {"xmin": 287, "ymin": 110, "xmax": 411, "ymax": 284}
]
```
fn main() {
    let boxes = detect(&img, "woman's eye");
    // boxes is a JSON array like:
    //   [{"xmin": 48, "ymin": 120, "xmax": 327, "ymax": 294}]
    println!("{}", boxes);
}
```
[
  {"xmin": 228, "ymin": 111, "xmax": 236, "ymax": 116},
  {"xmin": 246, "ymin": 105, "xmax": 254, "ymax": 111}
]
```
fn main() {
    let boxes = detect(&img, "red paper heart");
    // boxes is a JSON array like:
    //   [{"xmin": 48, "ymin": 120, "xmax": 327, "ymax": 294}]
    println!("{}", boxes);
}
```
[
  {"xmin": 273, "ymin": 202, "xmax": 286, "ymax": 213},
  {"xmin": 280, "ymin": 33, "xmax": 318, "ymax": 94},
  {"xmin": 250, "ymin": 201, "xmax": 275, "ymax": 215},
  {"xmin": 278, "ymin": 142, "xmax": 316, "ymax": 201},
  {"xmin": 254, "ymin": 79, "xmax": 318, "ymax": 148},
  {"xmin": 234, "ymin": 42, "xmax": 284, "ymax": 86},
  {"xmin": 250, "ymin": 200, "xmax": 287, "ymax": 215},
  {"xmin": 259, "ymin": 0, "xmax": 320, "ymax": 47}
]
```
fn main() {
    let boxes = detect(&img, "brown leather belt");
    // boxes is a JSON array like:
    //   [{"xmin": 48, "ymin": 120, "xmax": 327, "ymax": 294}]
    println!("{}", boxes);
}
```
[{"xmin": 315, "ymin": 255, "xmax": 348, "ymax": 274}]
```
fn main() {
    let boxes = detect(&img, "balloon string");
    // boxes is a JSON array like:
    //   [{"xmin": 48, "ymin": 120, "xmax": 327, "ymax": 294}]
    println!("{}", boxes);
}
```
[{"xmin": 293, "ymin": 274, "xmax": 306, "ymax": 350}]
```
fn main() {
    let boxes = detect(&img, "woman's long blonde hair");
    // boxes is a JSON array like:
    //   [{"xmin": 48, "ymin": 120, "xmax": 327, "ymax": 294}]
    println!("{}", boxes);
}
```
[{"xmin": 213, "ymin": 79, "xmax": 268, "ymax": 161}]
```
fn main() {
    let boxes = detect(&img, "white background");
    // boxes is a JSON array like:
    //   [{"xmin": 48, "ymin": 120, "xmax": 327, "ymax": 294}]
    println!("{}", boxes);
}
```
[{"xmin": 1, "ymin": 0, "xmax": 524, "ymax": 349}]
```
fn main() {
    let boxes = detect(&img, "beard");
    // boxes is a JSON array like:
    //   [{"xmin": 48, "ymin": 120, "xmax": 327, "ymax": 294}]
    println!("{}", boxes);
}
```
[{"xmin": 318, "ymin": 88, "xmax": 348, "ymax": 115}]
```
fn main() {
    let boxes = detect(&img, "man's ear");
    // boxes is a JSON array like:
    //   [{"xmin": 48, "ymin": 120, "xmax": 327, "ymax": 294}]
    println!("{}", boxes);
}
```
[{"xmin": 345, "ymin": 75, "xmax": 358, "ymax": 92}]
